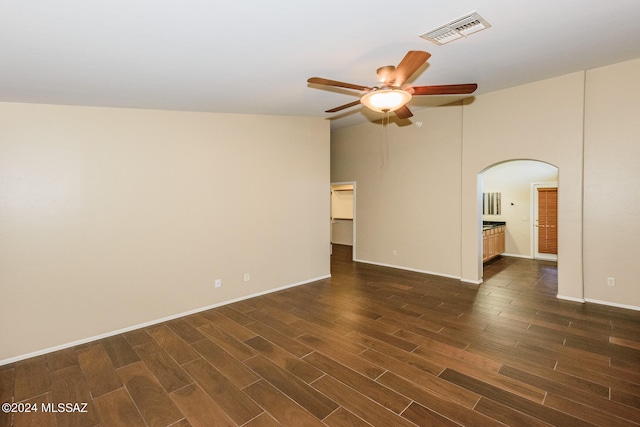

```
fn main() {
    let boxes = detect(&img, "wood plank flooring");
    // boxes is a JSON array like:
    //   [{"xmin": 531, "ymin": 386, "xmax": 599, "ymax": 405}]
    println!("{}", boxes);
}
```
[{"xmin": 1, "ymin": 244, "xmax": 639, "ymax": 426}]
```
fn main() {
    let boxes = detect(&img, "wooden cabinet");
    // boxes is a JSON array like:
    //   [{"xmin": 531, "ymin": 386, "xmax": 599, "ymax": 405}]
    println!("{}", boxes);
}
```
[{"xmin": 483, "ymin": 226, "xmax": 505, "ymax": 262}]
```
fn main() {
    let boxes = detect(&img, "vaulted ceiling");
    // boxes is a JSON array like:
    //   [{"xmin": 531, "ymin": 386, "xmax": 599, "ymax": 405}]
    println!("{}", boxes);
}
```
[{"xmin": 2, "ymin": 1, "xmax": 640, "ymax": 129}]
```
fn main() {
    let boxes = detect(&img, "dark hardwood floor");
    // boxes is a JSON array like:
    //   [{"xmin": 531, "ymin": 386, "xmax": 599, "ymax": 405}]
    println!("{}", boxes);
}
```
[{"xmin": 2, "ymin": 244, "xmax": 639, "ymax": 426}]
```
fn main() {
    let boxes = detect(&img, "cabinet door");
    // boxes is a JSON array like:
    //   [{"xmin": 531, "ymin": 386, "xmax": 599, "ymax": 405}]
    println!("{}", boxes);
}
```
[
  {"xmin": 487, "ymin": 231, "xmax": 497, "ymax": 260},
  {"xmin": 482, "ymin": 232, "xmax": 489, "ymax": 262},
  {"xmin": 497, "ymin": 227, "xmax": 505, "ymax": 254}
]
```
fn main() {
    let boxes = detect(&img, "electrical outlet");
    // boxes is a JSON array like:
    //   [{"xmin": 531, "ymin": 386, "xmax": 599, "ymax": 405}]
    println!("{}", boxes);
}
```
[
  {"xmin": 392, "ymin": 249, "xmax": 397, "ymax": 256},
  {"xmin": 606, "ymin": 277, "xmax": 615, "ymax": 287},
  {"xmin": 244, "ymin": 273, "xmax": 250, "ymax": 282},
  {"xmin": 215, "ymin": 279, "xmax": 222, "ymax": 288}
]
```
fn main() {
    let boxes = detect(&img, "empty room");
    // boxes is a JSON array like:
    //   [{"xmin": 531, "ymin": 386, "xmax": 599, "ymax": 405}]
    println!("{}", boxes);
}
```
[{"xmin": 1, "ymin": 1, "xmax": 639, "ymax": 426}]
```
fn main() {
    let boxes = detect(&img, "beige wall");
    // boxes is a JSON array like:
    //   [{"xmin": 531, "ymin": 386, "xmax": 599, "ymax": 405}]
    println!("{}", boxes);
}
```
[
  {"xmin": 0, "ymin": 103, "xmax": 330, "ymax": 363},
  {"xmin": 583, "ymin": 58, "xmax": 640, "ymax": 308},
  {"xmin": 332, "ymin": 105, "xmax": 463, "ymax": 277},
  {"xmin": 462, "ymin": 72, "xmax": 586, "ymax": 299},
  {"xmin": 332, "ymin": 58, "xmax": 640, "ymax": 310}
]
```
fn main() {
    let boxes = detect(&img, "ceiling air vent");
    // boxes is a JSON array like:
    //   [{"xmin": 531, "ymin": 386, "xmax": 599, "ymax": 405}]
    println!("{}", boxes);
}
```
[{"xmin": 420, "ymin": 12, "xmax": 491, "ymax": 45}]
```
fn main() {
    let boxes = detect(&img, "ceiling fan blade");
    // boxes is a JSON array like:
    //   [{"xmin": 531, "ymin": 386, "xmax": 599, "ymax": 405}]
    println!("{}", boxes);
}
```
[
  {"xmin": 308, "ymin": 77, "xmax": 371, "ymax": 92},
  {"xmin": 394, "ymin": 105, "xmax": 413, "ymax": 119},
  {"xmin": 410, "ymin": 84, "xmax": 478, "ymax": 95},
  {"xmin": 389, "ymin": 51, "xmax": 431, "ymax": 86},
  {"xmin": 326, "ymin": 100, "xmax": 362, "ymax": 113}
]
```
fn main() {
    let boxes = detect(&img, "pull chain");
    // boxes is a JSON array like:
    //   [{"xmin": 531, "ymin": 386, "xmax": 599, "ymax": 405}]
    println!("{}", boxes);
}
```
[{"xmin": 379, "ymin": 111, "xmax": 390, "ymax": 170}]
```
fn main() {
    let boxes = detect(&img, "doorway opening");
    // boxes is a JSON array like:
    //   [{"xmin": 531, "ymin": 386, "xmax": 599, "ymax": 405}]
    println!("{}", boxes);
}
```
[
  {"xmin": 480, "ymin": 160, "xmax": 559, "ymax": 278},
  {"xmin": 330, "ymin": 182, "xmax": 356, "ymax": 260}
]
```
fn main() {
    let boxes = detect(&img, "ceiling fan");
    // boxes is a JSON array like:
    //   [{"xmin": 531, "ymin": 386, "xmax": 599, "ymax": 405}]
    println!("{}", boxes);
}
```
[{"xmin": 307, "ymin": 50, "xmax": 477, "ymax": 119}]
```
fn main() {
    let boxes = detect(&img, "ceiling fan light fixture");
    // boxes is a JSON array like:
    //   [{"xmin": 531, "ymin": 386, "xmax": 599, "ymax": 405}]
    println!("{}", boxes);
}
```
[{"xmin": 361, "ymin": 89, "xmax": 412, "ymax": 113}]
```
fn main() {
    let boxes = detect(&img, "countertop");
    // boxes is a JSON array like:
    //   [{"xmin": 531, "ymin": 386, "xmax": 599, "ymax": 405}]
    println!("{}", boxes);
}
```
[{"xmin": 483, "ymin": 221, "xmax": 506, "ymax": 230}]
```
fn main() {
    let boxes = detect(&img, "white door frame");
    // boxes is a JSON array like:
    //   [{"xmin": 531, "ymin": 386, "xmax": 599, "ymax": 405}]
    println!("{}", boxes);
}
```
[
  {"xmin": 531, "ymin": 182, "xmax": 558, "ymax": 261},
  {"xmin": 330, "ymin": 181, "xmax": 356, "ymax": 260}
]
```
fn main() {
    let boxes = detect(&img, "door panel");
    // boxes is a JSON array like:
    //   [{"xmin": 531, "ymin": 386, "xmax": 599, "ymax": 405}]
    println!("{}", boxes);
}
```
[{"xmin": 536, "ymin": 187, "xmax": 558, "ymax": 256}]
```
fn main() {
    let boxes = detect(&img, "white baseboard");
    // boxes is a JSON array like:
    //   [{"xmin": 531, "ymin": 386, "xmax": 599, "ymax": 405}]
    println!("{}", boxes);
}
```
[
  {"xmin": 0, "ymin": 274, "xmax": 331, "ymax": 367},
  {"xmin": 550, "ymin": 294, "xmax": 640, "ymax": 312},
  {"xmin": 353, "ymin": 258, "xmax": 462, "ymax": 281},
  {"xmin": 501, "ymin": 253, "xmax": 534, "ymax": 259},
  {"xmin": 556, "ymin": 294, "xmax": 586, "ymax": 303},
  {"xmin": 584, "ymin": 298, "xmax": 640, "ymax": 312},
  {"xmin": 501, "ymin": 253, "xmax": 559, "ymax": 262}
]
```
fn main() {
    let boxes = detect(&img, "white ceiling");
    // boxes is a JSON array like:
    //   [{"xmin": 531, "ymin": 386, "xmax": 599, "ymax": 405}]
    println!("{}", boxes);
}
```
[{"xmin": 2, "ymin": 1, "xmax": 640, "ymax": 129}]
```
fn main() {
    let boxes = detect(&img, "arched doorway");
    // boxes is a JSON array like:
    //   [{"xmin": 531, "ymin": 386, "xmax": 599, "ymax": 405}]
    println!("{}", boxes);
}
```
[{"xmin": 479, "ymin": 160, "xmax": 559, "ymax": 277}]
